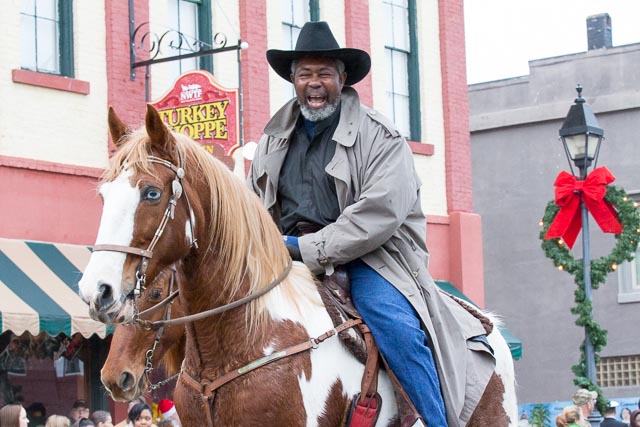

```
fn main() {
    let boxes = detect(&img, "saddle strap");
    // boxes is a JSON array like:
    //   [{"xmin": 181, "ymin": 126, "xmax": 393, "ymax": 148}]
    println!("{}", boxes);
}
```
[{"xmin": 359, "ymin": 324, "xmax": 379, "ymax": 400}]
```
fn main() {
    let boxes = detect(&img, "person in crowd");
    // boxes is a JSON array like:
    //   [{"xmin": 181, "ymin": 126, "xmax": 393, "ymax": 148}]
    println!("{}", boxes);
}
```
[
  {"xmin": 248, "ymin": 19, "xmax": 495, "ymax": 427},
  {"xmin": 44, "ymin": 415, "xmax": 69, "ymax": 427},
  {"xmin": 125, "ymin": 404, "xmax": 152, "ymax": 427},
  {"xmin": 600, "ymin": 401, "xmax": 627, "ymax": 427},
  {"xmin": 621, "ymin": 407, "xmax": 632, "ymax": 425},
  {"xmin": 155, "ymin": 422, "xmax": 177, "ymax": 427},
  {"xmin": 68, "ymin": 401, "xmax": 89, "ymax": 424},
  {"xmin": 573, "ymin": 388, "xmax": 598, "ymax": 425},
  {"xmin": 556, "ymin": 405, "xmax": 584, "ymax": 427},
  {"xmin": 629, "ymin": 410, "xmax": 640, "ymax": 427},
  {"xmin": 89, "ymin": 411, "xmax": 112, "ymax": 427},
  {"xmin": 26, "ymin": 402, "xmax": 46, "ymax": 427},
  {"xmin": 155, "ymin": 401, "xmax": 178, "ymax": 427},
  {"xmin": 0, "ymin": 403, "xmax": 29, "ymax": 427},
  {"xmin": 114, "ymin": 398, "xmax": 148, "ymax": 427}
]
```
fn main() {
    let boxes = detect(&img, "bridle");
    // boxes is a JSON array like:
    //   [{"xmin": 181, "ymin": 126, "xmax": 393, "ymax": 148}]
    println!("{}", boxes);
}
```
[
  {"xmin": 91, "ymin": 147, "xmax": 293, "ymax": 327},
  {"xmin": 142, "ymin": 265, "xmax": 180, "ymax": 391},
  {"xmin": 93, "ymin": 148, "xmax": 198, "ymax": 301}
]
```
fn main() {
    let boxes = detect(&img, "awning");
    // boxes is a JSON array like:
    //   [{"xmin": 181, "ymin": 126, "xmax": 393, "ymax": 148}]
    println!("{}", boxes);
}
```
[
  {"xmin": 435, "ymin": 280, "xmax": 523, "ymax": 360},
  {"xmin": 0, "ymin": 238, "xmax": 112, "ymax": 338}
]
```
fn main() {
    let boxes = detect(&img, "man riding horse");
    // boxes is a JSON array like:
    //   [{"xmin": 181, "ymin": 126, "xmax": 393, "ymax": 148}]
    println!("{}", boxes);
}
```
[{"xmin": 248, "ymin": 21, "xmax": 497, "ymax": 427}]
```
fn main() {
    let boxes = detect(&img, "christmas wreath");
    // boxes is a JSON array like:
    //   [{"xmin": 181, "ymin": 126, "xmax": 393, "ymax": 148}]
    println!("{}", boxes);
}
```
[{"xmin": 539, "ymin": 183, "xmax": 640, "ymax": 412}]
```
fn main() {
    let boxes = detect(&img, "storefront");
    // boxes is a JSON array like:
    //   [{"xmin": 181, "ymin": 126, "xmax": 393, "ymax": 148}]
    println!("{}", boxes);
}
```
[{"xmin": 0, "ymin": 238, "xmax": 112, "ymax": 418}]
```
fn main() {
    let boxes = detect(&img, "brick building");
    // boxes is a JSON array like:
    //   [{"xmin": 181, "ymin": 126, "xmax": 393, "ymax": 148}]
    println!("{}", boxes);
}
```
[{"xmin": 0, "ymin": 0, "xmax": 498, "ymax": 421}]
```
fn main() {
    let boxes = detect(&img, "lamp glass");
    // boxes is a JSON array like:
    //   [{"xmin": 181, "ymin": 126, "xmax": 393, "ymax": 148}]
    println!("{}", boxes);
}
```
[{"xmin": 563, "ymin": 133, "xmax": 601, "ymax": 161}]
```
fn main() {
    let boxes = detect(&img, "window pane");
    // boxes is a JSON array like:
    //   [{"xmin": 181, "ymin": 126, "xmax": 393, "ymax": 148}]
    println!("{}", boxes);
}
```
[
  {"xmin": 36, "ymin": 17, "xmax": 59, "ymax": 73},
  {"xmin": 20, "ymin": 14, "xmax": 36, "ymax": 70},
  {"xmin": 385, "ymin": 48, "xmax": 393, "ymax": 92},
  {"xmin": 180, "ymin": 1, "xmax": 198, "ymax": 39},
  {"xmin": 382, "ymin": 2, "xmax": 392, "ymax": 44},
  {"xmin": 37, "ymin": 0, "xmax": 57, "ymax": 20},
  {"xmin": 20, "ymin": 0, "xmax": 36, "ymax": 15},
  {"xmin": 391, "ymin": 4, "xmax": 410, "ymax": 51},
  {"xmin": 281, "ymin": 0, "xmax": 294, "ymax": 24},
  {"xmin": 394, "ymin": 94, "xmax": 410, "ymax": 138},
  {"xmin": 293, "ymin": 0, "xmax": 309, "ymax": 26},
  {"xmin": 282, "ymin": 25, "xmax": 293, "ymax": 50},
  {"xmin": 392, "ymin": 50, "xmax": 409, "ymax": 96}
]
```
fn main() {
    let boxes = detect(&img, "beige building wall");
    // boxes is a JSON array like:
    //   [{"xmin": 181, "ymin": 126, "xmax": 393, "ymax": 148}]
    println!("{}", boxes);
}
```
[{"xmin": 0, "ymin": 1, "xmax": 108, "ymax": 168}]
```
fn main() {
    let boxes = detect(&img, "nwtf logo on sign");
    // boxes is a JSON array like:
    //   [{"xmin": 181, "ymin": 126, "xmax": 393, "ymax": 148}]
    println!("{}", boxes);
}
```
[{"xmin": 151, "ymin": 71, "xmax": 239, "ymax": 169}]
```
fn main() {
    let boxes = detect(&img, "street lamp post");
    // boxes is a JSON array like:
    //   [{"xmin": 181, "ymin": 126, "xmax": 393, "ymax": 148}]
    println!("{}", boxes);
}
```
[{"xmin": 558, "ymin": 84, "xmax": 605, "ymax": 385}]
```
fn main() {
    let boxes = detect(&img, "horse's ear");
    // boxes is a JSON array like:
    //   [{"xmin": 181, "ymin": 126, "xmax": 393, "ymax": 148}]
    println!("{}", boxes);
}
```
[
  {"xmin": 145, "ymin": 104, "xmax": 175, "ymax": 157},
  {"xmin": 108, "ymin": 106, "xmax": 129, "ymax": 147}
]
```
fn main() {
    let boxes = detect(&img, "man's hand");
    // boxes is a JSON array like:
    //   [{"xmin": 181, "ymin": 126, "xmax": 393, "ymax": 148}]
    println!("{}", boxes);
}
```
[{"xmin": 282, "ymin": 235, "xmax": 302, "ymax": 261}]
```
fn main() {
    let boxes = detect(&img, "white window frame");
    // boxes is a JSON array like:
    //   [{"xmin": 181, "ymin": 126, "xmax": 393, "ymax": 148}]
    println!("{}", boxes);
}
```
[{"xmin": 617, "ymin": 190, "xmax": 640, "ymax": 303}]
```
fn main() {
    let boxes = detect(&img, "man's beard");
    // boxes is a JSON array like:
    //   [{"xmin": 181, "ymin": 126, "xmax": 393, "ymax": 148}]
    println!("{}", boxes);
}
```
[{"xmin": 299, "ymin": 95, "xmax": 340, "ymax": 122}]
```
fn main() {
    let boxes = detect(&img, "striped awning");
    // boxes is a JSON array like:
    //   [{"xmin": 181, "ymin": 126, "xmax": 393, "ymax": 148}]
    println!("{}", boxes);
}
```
[{"xmin": 0, "ymin": 238, "xmax": 112, "ymax": 338}]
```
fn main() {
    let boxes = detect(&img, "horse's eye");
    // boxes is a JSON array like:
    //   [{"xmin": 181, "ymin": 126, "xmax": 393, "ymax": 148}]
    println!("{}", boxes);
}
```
[
  {"xmin": 148, "ymin": 288, "xmax": 163, "ymax": 300},
  {"xmin": 142, "ymin": 187, "xmax": 162, "ymax": 201}
]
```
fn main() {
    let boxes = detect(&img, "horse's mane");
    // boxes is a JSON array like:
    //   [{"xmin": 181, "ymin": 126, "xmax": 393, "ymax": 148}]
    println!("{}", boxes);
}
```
[{"xmin": 103, "ymin": 126, "xmax": 292, "ymax": 335}]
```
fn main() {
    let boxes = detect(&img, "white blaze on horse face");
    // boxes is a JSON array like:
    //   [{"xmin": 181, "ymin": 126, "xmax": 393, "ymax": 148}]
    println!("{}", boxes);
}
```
[{"xmin": 78, "ymin": 170, "xmax": 140, "ymax": 305}]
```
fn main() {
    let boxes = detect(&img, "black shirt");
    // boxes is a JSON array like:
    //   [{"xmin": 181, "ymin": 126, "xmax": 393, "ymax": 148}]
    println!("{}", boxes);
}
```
[{"xmin": 278, "ymin": 106, "xmax": 341, "ymax": 236}]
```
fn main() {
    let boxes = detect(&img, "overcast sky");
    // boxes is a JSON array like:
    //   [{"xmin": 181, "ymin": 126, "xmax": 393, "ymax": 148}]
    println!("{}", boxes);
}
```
[{"xmin": 464, "ymin": 0, "xmax": 640, "ymax": 84}]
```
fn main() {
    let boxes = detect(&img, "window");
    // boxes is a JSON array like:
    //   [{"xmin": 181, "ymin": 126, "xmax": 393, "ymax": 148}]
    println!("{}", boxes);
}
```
[
  {"xmin": 167, "ymin": 0, "xmax": 212, "ymax": 80},
  {"xmin": 383, "ymin": 0, "xmax": 420, "ymax": 140},
  {"xmin": 20, "ymin": 0, "xmax": 74, "ymax": 77},
  {"xmin": 617, "ymin": 192, "xmax": 640, "ymax": 303},
  {"xmin": 280, "ymin": 0, "xmax": 319, "ymax": 99},
  {"xmin": 597, "ymin": 354, "xmax": 640, "ymax": 387}
]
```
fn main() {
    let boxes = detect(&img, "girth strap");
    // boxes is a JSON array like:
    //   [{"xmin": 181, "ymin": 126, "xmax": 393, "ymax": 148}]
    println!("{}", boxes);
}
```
[{"xmin": 178, "ymin": 318, "xmax": 364, "ymax": 408}]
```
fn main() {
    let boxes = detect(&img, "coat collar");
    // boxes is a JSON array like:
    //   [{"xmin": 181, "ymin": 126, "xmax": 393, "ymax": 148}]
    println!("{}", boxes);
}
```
[{"xmin": 263, "ymin": 87, "xmax": 362, "ymax": 147}]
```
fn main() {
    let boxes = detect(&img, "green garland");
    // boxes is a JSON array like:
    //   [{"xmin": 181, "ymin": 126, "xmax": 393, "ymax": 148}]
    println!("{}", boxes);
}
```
[{"xmin": 539, "ymin": 185, "xmax": 640, "ymax": 413}]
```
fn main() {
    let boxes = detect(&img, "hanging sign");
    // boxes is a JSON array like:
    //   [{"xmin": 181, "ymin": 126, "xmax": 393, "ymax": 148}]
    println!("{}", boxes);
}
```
[{"xmin": 150, "ymin": 70, "xmax": 239, "ymax": 168}]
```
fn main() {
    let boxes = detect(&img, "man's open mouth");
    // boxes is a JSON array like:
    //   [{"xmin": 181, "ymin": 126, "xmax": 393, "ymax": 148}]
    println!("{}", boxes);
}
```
[{"xmin": 307, "ymin": 95, "xmax": 326, "ymax": 109}]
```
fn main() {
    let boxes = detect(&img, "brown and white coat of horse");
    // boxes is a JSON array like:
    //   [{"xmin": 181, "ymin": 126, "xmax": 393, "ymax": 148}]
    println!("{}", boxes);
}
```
[{"xmin": 79, "ymin": 106, "xmax": 517, "ymax": 426}]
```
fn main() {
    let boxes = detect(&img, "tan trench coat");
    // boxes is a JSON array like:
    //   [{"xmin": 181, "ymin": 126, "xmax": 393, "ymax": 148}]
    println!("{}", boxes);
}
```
[{"xmin": 247, "ymin": 87, "xmax": 496, "ymax": 427}]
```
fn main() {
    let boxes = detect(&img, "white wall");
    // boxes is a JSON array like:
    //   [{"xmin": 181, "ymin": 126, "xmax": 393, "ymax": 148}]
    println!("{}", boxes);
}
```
[{"xmin": 0, "ymin": 0, "xmax": 108, "ymax": 168}]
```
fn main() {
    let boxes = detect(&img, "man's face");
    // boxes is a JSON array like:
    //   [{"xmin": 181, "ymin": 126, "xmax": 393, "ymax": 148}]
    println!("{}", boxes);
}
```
[{"xmin": 291, "ymin": 57, "xmax": 346, "ymax": 122}]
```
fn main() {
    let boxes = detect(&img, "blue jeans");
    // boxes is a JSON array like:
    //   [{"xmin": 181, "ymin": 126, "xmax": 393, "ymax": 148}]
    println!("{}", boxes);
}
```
[{"xmin": 347, "ymin": 259, "xmax": 447, "ymax": 427}]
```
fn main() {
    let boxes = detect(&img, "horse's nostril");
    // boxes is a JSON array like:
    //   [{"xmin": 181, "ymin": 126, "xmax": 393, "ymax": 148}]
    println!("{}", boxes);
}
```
[
  {"xmin": 119, "ymin": 371, "xmax": 135, "ymax": 391},
  {"xmin": 96, "ymin": 282, "xmax": 114, "ymax": 310}
]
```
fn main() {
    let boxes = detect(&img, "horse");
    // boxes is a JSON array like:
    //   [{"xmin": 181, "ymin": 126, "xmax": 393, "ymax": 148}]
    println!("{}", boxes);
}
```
[
  {"xmin": 79, "ymin": 105, "xmax": 517, "ymax": 426},
  {"xmin": 101, "ymin": 264, "xmax": 186, "ymax": 402}
]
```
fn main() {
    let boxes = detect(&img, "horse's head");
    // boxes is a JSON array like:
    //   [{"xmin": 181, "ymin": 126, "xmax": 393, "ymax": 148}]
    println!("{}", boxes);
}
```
[
  {"xmin": 101, "ymin": 265, "xmax": 186, "ymax": 401},
  {"xmin": 79, "ymin": 106, "xmax": 198, "ymax": 323}
]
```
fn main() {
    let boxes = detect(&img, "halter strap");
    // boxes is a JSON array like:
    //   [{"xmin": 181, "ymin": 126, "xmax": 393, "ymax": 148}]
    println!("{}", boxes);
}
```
[
  {"xmin": 91, "ymin": 148, "xmax": 197, "ymax": 297},
  {"xmin": 92, "ymin": 245, "xmax": 153, "ymax": 258},
  {"xmin": 136, "ymin": 260, "xmax": 293, "ymax": 330}
]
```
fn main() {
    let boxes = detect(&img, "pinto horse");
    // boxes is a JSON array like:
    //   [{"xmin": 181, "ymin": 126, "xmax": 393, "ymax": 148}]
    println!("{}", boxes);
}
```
[
  {"xmin": 101, "ymin": 265, "xmax": 186, "ymax": 401},
  {"xmin": 79, "ymin": 106, "xmax": 517, "ymax": 426}
]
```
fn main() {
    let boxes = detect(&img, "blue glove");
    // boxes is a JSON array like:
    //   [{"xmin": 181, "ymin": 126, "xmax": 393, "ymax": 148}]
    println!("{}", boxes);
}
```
[{"xmin": 282, "ymin": 235, "xmax": 302, "ymax": 261}]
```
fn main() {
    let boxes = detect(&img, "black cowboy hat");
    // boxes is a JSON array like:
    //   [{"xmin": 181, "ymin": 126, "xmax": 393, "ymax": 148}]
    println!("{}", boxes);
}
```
[{"xmin": 266, "ymin": 21, "xmax": 371, "ymax": 86}]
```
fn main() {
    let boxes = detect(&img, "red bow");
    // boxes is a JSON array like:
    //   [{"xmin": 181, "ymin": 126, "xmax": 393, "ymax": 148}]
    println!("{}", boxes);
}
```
[{"xmin": 544, "ymin": 166, "xmax": 622, "ymax": 249}]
